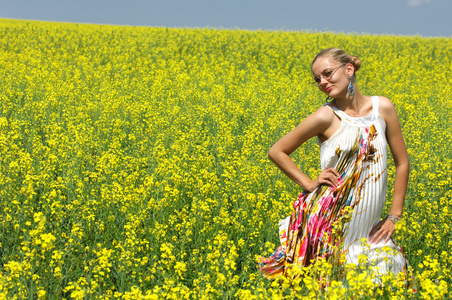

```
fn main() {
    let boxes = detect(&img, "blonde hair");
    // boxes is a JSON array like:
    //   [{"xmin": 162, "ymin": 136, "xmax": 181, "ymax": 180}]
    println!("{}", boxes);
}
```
[{"xmin": 312, "ymin": 47, "xmax": 361, "ymax": 76}]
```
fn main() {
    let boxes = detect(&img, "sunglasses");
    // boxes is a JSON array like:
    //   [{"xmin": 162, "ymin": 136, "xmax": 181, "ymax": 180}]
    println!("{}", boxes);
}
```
[{"xmin": 312, "ymin": 65, "xmax": 344, "ymax": 85}]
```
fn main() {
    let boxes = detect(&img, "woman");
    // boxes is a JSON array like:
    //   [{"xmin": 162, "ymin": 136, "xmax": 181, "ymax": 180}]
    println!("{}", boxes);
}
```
[{"xmin": 259, "ymin": 48, "xmax": 410, "ymax": 281}]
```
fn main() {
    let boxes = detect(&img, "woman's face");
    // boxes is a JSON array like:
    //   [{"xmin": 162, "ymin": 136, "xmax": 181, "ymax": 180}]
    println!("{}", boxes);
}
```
[{"xmin": 311, "ymin": 57, "xmax": 353, "ymax": 99}]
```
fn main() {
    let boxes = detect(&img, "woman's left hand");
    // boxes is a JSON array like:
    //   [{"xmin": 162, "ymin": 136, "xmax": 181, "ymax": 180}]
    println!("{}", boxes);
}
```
[{"xmin": 368, "ymin": 217, "xmax": 395, "ymax": 244}]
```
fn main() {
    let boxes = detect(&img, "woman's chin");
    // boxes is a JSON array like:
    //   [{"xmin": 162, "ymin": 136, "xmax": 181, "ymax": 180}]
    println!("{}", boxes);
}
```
[
  {"xmin": 327, "ymin": 91, "xmax": 344, "ymax": 99},
  {"xmin": 325, "ymin": 92, "xmax": 335, "ymax": 99}
]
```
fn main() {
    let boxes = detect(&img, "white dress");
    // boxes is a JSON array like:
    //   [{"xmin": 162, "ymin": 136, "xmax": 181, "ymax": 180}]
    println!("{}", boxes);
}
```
[
  {"xmin": 260, "ymin": 96, "xmax": 409, "ymax": 280},
  {"xmin": 321, "ymin": 96, "xmax": 407, "ymax": 276}
]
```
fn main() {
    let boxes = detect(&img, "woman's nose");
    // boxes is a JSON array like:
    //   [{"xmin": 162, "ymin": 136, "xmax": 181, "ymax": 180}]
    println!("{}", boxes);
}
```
[{"xmin": 319, "ymin": 76, "xmax": 328, "ymax": 84}]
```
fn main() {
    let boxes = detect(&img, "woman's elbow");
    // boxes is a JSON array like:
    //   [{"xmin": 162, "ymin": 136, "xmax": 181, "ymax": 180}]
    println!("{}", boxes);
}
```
[
  {"xmin": 267, "ymin": 148, "xmax": 275, "ymax": 162},
  {"xmin": 267, "ymin": 147, "xmax": 278, "ymax": 162},
  {"xmin": 403, "ymin": 154, "xmax": 410, "ymax": 170},
  {"xmin": 396, "ymin": 157, "xmax": 410, "ymax": 172}
]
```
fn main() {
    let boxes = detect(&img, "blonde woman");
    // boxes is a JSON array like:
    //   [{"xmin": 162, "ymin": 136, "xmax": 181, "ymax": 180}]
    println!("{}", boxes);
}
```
[{"xmin": 260, "ymin": 48, "xmax": 411, "ymax": 282}]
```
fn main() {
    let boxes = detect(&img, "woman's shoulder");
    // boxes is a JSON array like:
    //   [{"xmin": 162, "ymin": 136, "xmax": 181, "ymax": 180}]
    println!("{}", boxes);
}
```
[
  {"xmin": 298, "ymin": 104, "xmax": 336, "ymax": 129},
  {"xmin": 313, "ymin": 104, "xmax": 337, "ymax": 123},
  {"xmin": 297, "ymin": 104, "xmax": 338, "ymax": 138},
  {"xmin": 375, "ymin": 96, "xmax": 399, "ymax": 122},
  {"xmin": 376, "ymin": 96, "xmax": 394, "ymax": 107},
  {"xmin": 376, "ymin": 96, "xmax": 396, "ymax": 113}
]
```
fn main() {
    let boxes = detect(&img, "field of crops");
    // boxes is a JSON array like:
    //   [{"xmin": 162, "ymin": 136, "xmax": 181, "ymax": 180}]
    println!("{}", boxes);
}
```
[{"xmin": 0, "ymin": 19, "xmax": 451, "ymax": 299}]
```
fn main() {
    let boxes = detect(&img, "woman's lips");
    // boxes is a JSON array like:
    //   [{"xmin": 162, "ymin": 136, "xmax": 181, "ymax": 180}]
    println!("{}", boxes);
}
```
[{"xmin": 325, "ymin": 86, "xmax": 332, "ymax": 92}]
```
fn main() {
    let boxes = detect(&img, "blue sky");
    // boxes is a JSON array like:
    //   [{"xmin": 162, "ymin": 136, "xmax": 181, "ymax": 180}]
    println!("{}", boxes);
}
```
[{"xmin": 1, "ymin": 0, "xmax": 451, "ymax": 38}]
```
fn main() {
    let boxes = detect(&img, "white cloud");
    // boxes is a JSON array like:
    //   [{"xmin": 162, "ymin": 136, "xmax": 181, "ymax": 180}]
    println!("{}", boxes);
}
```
[{"xmin": 406, "ymin": 0, "xmax": 432, "ymax": 7}]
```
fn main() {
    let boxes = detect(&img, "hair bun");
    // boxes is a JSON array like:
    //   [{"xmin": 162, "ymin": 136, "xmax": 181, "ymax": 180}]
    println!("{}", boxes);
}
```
[
  {"xmin": 312, "ymin": 48, "xmax": 362, "ymax": 76},
  {"xmin": 349, "ymin": 55, "xmax": 361, "ymax": 72}
]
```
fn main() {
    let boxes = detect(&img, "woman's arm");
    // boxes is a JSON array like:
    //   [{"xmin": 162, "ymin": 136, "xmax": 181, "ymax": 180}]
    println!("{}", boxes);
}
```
[
  {"xmin": 268, "ymin": 106, "xmax": 340, "ymax": 192},
  {"xmin": 369, "ymin": 97, "xmax": 410, "ymax": 244}
]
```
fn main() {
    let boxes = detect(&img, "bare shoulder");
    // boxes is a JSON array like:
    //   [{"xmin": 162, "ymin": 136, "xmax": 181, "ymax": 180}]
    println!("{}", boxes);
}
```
[
  {"xmin": 378, "ymin": 96, "xmax": 396, "ymax": 110},
  {"xmin": 376, "ymin": 96, "xmax": 402, "ymax": 128},
  {"xmin": 310, "ymin": 105, "xmax": 336, "ymax": 125},
  {"xmin": 294, "ymin": 104, "xmax": 336, "ymax": 138},
  {"xmin": 377, "ymin": 96, "xmax": 398, "ymax": 120}
]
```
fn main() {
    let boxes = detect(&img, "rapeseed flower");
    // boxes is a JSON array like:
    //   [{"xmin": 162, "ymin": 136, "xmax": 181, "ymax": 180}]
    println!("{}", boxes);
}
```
[{"xmin": 0, "ymin": 18, "xmax": 450, "ymax": 298}]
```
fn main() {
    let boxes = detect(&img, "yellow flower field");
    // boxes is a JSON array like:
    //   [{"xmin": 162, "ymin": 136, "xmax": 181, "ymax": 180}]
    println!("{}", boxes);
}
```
[{"xmin": 0, "ymin": 19, "xmax": 451, "ymax": 299}]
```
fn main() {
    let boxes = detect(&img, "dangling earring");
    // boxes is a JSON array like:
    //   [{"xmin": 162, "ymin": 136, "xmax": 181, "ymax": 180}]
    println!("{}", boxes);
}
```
[{"xmin": 348, "ymin": 77, "xmax": 355, "ymax": 96}]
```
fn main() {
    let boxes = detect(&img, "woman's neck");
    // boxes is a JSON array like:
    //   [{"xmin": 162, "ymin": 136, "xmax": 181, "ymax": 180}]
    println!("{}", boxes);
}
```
[{"xmin": 332, "ymin": 90, "xmax": 370, "ymax": 117}]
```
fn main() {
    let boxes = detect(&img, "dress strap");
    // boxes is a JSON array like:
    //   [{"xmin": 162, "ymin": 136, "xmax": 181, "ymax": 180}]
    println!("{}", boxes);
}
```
[
  {"xmin": 323, "ymin": 96, "xmax": 379, "ymax": 126},
  {"xmin": 371, "ymin": 96, "xmax": 380, "ymax": 119},
  {"xmin": 324, "ymin": 102, "xmax": 348, "ymax": 121}
]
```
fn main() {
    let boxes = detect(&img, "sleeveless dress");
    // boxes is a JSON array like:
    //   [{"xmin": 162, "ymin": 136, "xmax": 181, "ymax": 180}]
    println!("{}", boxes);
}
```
[{"xmin": 259, "ymin": 96, "xmax": 409, "ymax": 281}]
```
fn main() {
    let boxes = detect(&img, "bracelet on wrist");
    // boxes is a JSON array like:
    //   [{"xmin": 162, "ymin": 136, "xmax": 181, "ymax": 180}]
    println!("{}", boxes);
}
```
[{"xmin": 387, "ymin": 214, "xmax": 401, "ymax": 224}]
